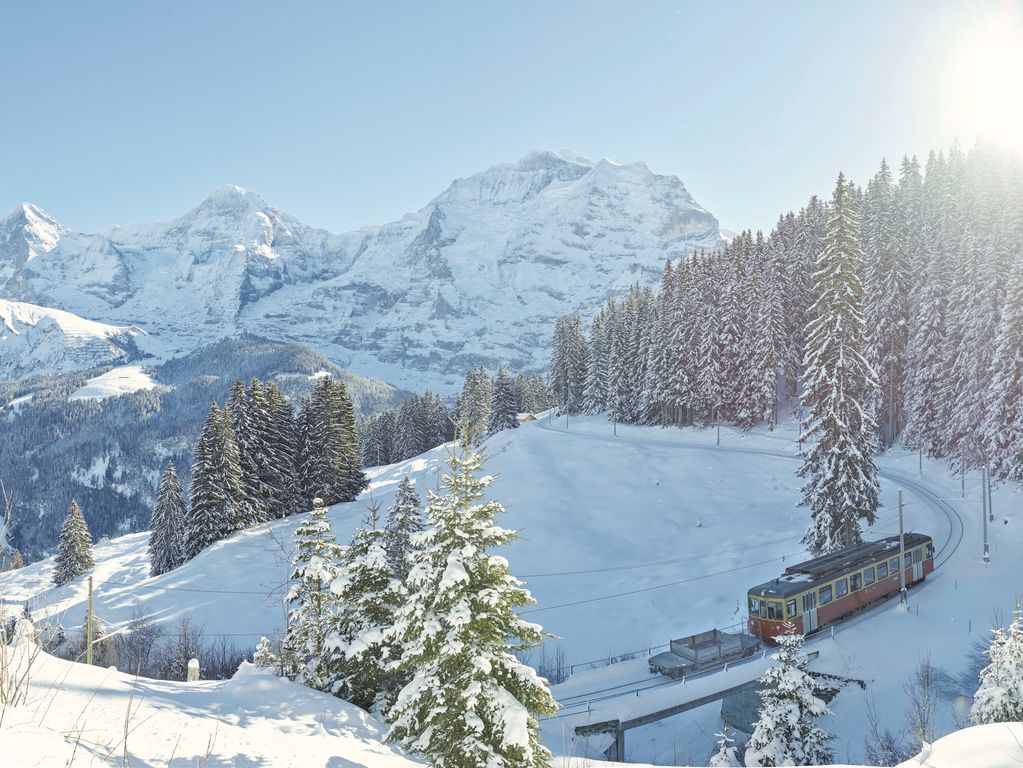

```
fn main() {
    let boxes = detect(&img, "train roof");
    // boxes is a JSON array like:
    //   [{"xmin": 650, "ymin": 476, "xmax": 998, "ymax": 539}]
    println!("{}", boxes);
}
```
[{"xmin": 748, "ymin": 533, "xmax": 933, "ymax": 599}]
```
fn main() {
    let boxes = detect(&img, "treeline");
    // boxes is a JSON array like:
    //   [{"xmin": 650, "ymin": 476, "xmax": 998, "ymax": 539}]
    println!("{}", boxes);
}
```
[
  {"xmin": 359, "ymin": 365, "xmax": 552, "ymax": 467},
  {"xmin": 149, "ymin": 375, "xmax": 367, "ymax": 575},
  {"xmin": 550, "ymin": 143, "xmax": 1023, "ymax": 483},
  {"xmin": 0, "ymin": 336, "xmax": 403, "ymax": 561}
]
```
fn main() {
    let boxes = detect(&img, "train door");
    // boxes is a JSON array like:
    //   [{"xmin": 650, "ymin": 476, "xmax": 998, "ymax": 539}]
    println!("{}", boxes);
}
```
[
  {"xmin": 802, "ymin": 590, "xmax": 818, "ymax": 633},
  {"xmin": 912, "ymin": 547, "xmax": 923, "ymax": 582}
]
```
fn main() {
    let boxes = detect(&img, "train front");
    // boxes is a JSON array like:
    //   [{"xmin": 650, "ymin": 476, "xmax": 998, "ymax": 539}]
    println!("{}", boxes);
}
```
[{"xmin": 747, "ymin": 578, "xmax": 805, "ymax": 640}]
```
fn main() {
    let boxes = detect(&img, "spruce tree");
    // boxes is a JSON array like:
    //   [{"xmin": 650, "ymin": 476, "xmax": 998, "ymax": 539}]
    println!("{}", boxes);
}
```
[
  {"xmin": 798, "ymin": 174, "xmax": 881, "ymax": 555},
  {"xmin": 327, "ymin": 504, "xmax": 403, "ymax": 714},
  {"xmin": 53, "ymin": 500, "xmax": 95, "ymax": 586},
  {"xmin": 226, "ymin": 379, "xmax": 266, "ymax": 525},
  {"xmin": 264, "ymin": 381, "xmax": 301, "ymax": 518},
  {"xmin": 971, "ymin": 603, "xmax": 1023, "ymax": 724},
  {"xmin": 745, "ymin": 626, "xmax": 833, "ymax": 766},
  {"xmin": 383, "ymin": 477, "xmax": 423, "ymax": 581},
  {"xmin": 386, "ymin": 441, "xmax": 558, "ymax": 768},
  {"xmin": 149, "ymin": 461, "xmax": 187, "ymax": 577},
  {"xmin": 299, "ymin": 377, "xmax": 367, "ymax": 506},
  {"xmin": 488, "ymin": 367, "xmax": 520, "ymax": 435},
  {"xmin": 185, "ymin": 402, "xmax": 245, "ymax": 560},
  {"xmin": 285, "ymin": 497, "xmax": 343, "ymax": 690},
  {"xmin": 8, "ymin": 550, "xmax": 24, "ymax": 570},
  {"xmin": 709, "ymin": 726, "xmax": 741, "ymax": 767}
]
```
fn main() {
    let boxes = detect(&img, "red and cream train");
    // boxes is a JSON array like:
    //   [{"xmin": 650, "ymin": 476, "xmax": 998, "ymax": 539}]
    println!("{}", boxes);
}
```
[{"xmin": 747, "ymin": 533, "xmax": 934, "ymax": 639}]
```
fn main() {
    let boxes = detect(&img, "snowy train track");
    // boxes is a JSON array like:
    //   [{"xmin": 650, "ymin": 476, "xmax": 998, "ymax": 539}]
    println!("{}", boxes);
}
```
[{"xmin": 534, "ymin": 419, "xmax": 968, "ymax": 716}]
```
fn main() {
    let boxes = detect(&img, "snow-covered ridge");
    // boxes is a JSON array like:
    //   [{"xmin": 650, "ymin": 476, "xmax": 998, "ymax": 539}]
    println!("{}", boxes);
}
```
[
  {"xmin": 0, "ymin": 299, "xmax": 143, "ymax": 379},
  {"xmin": 0, "ymin": 151, "xmax": 724, "ymax": 391}
]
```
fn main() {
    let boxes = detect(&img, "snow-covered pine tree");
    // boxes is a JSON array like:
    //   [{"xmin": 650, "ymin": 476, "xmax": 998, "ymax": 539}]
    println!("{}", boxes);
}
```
[
  {"xmin": 709, "ymin": 725, "xmax": 741, "ymax": 767},
  {"xmin": 383, "ymin": 477, "xmax": 423, "ymax": 581},
  {"xmin": 264, "ymin": 381, "xmax": 301, "ymax": 518},
  {"xmin": 149, "ymin": 461, "xmax": 187, "ymax": 576},
  {"xmin": 185, "ymin": 402, "xmax": 245, "ymax": 559},
  {"xmin": 488, "ymin": 367, "xmax": 519, "ymax": 435},
  {"xmin": 285, "ymin": 497, "xmax": 343, "ymax": 689},
  {"xmin": 8, "ymin": 550, "xmax": 24, "ymax": 570},
  {"xmin": 862, "ymin": 159, "xmax": 909, "ymax": 448},
  {"xmin": 394, "ymin": 397, "xmax": 425, "ymax": 461},
  {"xmin": 299, "ymin": 377, "xmax": 367, "ymax": 506},
  {"xmin": 326, "ymin": 502, "xmax": 403, "ymax": 713},
  {"xmin": 226, "ymin": 379, "xmax": 267, "ymax": 526},
  {"xmin": 52, "ymin": 500, "xmax": 95, "ymax": 586},
  {"xmin": 549, "ymin": 314, "xmax": 586, "ymax": 414},
  {"xmin": 971, "ymin": 602, "xmax": 1023, "ymax": 724},
  {"xmin": 386, "ymin": 441, "xmax": 558, "ymax": 767},
  {"xmin": 745, "ymin": 625, "xmax": 833, "ymax": 767},
  {"xmin": 798, "ymin": 174, "xmax": 881, "ymax": 555},
  {"xmin": 986, "ymin": 257, "xmax": 1023, "ymax": 484}
]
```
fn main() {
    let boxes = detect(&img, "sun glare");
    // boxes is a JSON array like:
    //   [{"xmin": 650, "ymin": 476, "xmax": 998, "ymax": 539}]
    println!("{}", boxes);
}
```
[{"xmin": 945, "ymin": 9, "xmax": 1023, "ymax": 155}]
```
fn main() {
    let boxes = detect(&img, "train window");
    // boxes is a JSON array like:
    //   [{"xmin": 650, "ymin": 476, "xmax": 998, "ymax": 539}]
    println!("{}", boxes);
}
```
[
  {"xmin": 836, "ymin": 578, "xmax": 849, "ymax": 598},
  {"xmin": 904, "ymin": 553, "xmax": 912, "ymax": 570},
  {"xmin": 890, "ymin": 557, "xmax": 900, "ymax": 574},
  {"xmin": 913, "ymin": 548, "xmax": 922, "ymax": 564},
  {"xmin": 926, "ymin": 542, "xmax": 934, "ymax": 559},
  {"xmin": 864, "ymin": 566, "xmax": 875, "ymax": 586},
  {"xmin": 767, "ymin": 602, "xmax": 784, "ymax": 620},
  {"xmin": 819, "ymin": 585, "xmax": 833, "ymax": 604},
  {"xmin": 850, "ymin": 573, "xmax": 862, "ymax": 591},
  {"xmin": 749, "ymin": 597, "xmax": 760, "ymax": 615},
  {"xmin": 786, "ymin": 599, "xmax": 797, "ymax": 617},
  {"xmin": 877, "ymin": 561, "xmax": 888, "ymax": 579}
]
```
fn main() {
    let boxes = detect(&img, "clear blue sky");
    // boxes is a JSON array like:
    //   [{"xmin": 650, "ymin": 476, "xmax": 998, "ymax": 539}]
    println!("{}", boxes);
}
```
[{"xmin": 0, "ymin": 1, "xmax": 1016, "ymax": 234}]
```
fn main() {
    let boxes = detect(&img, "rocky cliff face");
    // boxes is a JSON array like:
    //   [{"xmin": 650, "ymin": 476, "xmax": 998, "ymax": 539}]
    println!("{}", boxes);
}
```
[{"xmin": 0, "ymin": 151, "xmax": 723, "ymax": 391}]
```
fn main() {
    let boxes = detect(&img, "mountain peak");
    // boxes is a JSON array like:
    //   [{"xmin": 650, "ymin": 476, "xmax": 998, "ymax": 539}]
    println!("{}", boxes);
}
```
[{"xmin": 0, "ymin": 202, "xmax": 68, "ymax": 264}]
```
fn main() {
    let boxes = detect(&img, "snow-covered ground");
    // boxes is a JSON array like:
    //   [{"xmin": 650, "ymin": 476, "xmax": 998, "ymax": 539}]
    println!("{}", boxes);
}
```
[
  {"xmin": 68, "ymin": 364, "xmax": 161, "ymax": 401},
  {"xmin": 1, "ymin": 415, "xmax": 1018, "ymax": 765},
  {"xmin": 0, "ymin": 628, "xmax": 422, "ymax": 767}
]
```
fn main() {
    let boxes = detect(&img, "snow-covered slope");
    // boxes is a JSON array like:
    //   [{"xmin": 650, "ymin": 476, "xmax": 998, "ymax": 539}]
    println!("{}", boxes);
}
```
[
  {"xmin": 1, "ymin": 416, "xmax": 1009, "ymax": 764},
  {"xmin": 0, "ymin": 299, "xmax": 143, "ymax": 379},
  {"xmin": 0, "ymin": 151, "xmax": 723, "ymax": 390},
  {"xmin": 0, "ymin": 634, "xmax": 422, "ymax": 767}
]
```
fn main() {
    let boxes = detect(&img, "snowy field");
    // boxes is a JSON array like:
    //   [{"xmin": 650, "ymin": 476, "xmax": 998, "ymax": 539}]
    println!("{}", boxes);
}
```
[
  {"xmin": 1, "ymin": 415, "xmax": 1020, "ymax": 765},
  {"xmin": 68, "ymin": 364, "xmax": 161, "ymax": 400}
]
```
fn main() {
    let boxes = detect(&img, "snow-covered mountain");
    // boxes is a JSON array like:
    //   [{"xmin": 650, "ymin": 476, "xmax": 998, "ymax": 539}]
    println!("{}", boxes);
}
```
[
  {"xmin": 0, "ymin": 299, "xmax": 143, "ymax": 379},
  {"xmin": 0, "ymin": 151, "xmax": 723, "ymax": 391}
]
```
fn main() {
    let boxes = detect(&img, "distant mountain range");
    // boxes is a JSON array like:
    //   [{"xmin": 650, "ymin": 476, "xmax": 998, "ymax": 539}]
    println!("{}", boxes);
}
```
[{"xmin": 0, "ymin": 150, "xmax": 724, "ymax": 392}]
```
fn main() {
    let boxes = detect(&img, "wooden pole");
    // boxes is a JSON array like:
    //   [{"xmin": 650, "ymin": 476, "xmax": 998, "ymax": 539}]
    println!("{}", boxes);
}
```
[
  {"xmin": 898, "ymin": 491, "xmax": 907, "ymax": 604},
  {"xmin": 86, "ymin": 575, "xmax": 94, "ymax": 665}
]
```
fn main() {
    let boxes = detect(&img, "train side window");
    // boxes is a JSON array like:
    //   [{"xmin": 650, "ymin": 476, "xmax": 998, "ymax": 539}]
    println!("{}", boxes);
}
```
[
  {"xmin": 926, "ymin": 542, "xmax": 934, "ymax": 559},
  {"xmin": 749, "ymin": 597, "xmax": 760, "ymax": 615},
  {"xmin": 877, "ymin": 561, "xmax": 888, "ymax": 579},
  {"xmin": 767, "ymin": 602, "xmax": 784, "ymax": 620},
  {"xmin": 836, "ymin": 578, "xmax": 848, "ymax": 598},
  {"xmin": 850, "ymin": 573, "xmax": 862, "ymax": 591},
  {"xmin": 904, "ymin": 552, "xmax": 912, "ymax": 570},
  {"xmin": 786, "ymin": 599, "xmax": 797, "ymax": 617},
  {"xmin": 890, "ymin": 557, "xmax": 899, "ymax": 574},
  {"xmin": 819, "ymin": 585, "xmax": 833, "ymax": 605},
  {"xmin": 864, "ymin": 566, "xmax": 875, "ymax": 586},
  {"xmin": 913, "ymin": 547, "xmax": 922, "ymax": 564}
]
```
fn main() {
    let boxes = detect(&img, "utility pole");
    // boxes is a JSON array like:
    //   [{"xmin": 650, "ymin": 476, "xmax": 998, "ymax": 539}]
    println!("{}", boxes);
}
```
[
  {"xmin": 918, "ymin": 448, "xmax": 923, "ymax": 478},
  {"xmin": 86, "ymin": 575, "xmax": 94, "ymax": 665},
  {"xmin": 988, "ymin": 463, "xmax": 994, "ymax": 523},
  {"xmin": 898, "ymin": 490, "xmax": 907, "ymax": 605},
  {"xmin": 613, "ymin": 413, "xmax": 617, "ymax": 437},
  {"xmin": 983, "ymin": 465, "xmax": 990, "ymax": 564}
]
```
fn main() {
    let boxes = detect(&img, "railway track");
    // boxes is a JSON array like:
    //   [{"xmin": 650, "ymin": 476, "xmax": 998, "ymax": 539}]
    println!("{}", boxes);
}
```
[{"xmin": 535, "ymin": 420, "xmax": 968, "ymax": 720}]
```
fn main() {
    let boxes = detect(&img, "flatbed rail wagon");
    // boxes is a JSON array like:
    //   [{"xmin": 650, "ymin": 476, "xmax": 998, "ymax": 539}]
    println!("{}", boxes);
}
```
[{"xmin": 648, "ymin": 628, "xmax": 761, "ymax": 678}]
